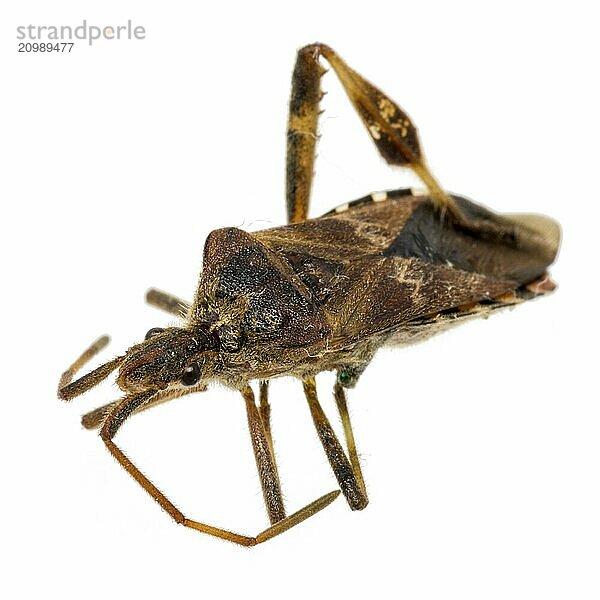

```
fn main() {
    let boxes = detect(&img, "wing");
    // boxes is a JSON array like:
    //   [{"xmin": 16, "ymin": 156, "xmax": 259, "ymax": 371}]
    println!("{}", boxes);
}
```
[{"xmin": 255, "ymin": 188, "xmax": 560, "ymax": 348}]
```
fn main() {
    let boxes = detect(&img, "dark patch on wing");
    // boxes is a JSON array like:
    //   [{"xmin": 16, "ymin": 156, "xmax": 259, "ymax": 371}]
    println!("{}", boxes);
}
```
[
  {"xmin": 383, "ymin": 194, "xmax": 555, "ymax": 284},
  {"xmin": 383, "ymin": 201, "xmax": 475, "ymax": 271}
]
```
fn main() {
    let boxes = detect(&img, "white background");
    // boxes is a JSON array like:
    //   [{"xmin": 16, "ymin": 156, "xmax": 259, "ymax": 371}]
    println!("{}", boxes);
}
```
[{"xmin": 2, "ymin": 1, "xmax": 599, "ymax": 598}]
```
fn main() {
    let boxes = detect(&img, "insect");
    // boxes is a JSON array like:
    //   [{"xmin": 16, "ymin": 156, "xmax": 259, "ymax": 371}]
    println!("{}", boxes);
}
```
[{"xmin": 58, "ymin": 43, "xmax": 560, "ymax": 546}]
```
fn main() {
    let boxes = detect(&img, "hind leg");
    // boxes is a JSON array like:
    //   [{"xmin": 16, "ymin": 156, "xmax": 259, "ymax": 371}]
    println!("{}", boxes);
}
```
[{"xmin": 285, "ymin": 43, "xmax": 455, "ymax": 224}]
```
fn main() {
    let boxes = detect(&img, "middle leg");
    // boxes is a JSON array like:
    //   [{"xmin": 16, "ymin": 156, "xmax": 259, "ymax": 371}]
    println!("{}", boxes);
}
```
[
  {"xmin": 303, "ymin": 376, "xmax": 368, "ymax": 510},
  {"xmin": 334, "ymin": 382, "xmax": 367, "ymax": 497}
]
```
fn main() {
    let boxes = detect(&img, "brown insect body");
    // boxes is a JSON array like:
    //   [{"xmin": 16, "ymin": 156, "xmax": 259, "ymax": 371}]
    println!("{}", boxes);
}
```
[
  {"xmin": 164, "ymin": 187, "xmax": 557, "ymax": 391},
  {"xmin": 59, "ymin": 43, "xmax": 560, "ymax": 546}
]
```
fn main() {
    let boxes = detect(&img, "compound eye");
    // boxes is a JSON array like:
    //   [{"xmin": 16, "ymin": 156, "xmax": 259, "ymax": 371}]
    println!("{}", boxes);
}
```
[
  {"xmin": 145, "ymin": 327, "xmax": 164, "ymax": 340},
  {"xmin": 181, "ymin": 363, "xmax": 201, "ymax": 386}
]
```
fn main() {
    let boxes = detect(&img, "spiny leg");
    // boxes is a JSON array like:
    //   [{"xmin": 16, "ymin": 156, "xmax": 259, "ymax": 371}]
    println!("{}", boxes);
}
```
[
  {"xmin": 286, "ymin": 46, "xmax": 325, "ymax": 223},
  {"xmin": 303, "ymin": 377, "xmax": 368, "ymax": 510},
  {"xmin": 146, "ymin": 288, "xmax": 191, "ymax": 318},
  {"xmin": 285, "ymin": 43, "xmax": 456, "ymax": 222},
  {"xmin": 242, "ymin": 385, "xmax": 286, "ymax": 524},
  {"xmin": 100, "ymin": 389, "xmax": 340, "ymax": 546}
]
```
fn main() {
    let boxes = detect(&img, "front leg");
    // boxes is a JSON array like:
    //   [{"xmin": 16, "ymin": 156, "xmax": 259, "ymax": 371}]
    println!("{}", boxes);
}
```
[
  {"xmin": 98, "ymin": 388, "xmax": 339, "ymax": 545},
  {"xmin": 242, "ymin": 384, "xmax": 286, "ymax": 524}
]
